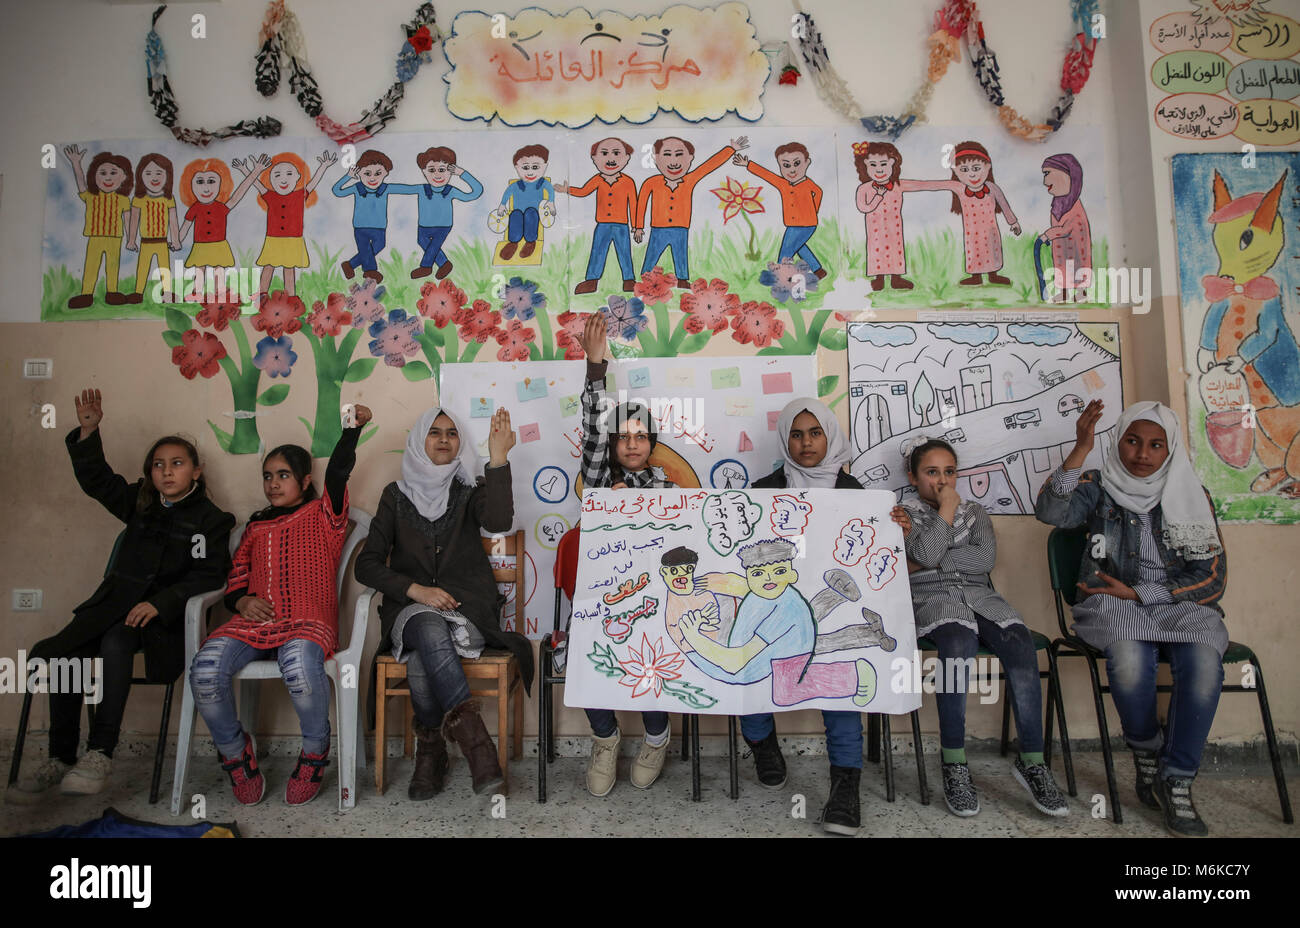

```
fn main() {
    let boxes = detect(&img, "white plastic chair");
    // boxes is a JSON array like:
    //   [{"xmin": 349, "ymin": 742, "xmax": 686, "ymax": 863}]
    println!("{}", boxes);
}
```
[{"xmin": 170, "ymin": 509, "xmax": 374, "ymax": 814}]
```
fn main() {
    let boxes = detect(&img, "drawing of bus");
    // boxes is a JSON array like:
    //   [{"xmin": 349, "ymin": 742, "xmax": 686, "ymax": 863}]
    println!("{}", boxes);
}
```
[
  {"xmin": 1038, "ymin": 370, "xmax": 1065, "ymax": 387},
  {"xmin": 862, "ymin": 464, "xmax": 890, "ymax": 482},
  {"xmin": 1003, "ymin": 409, "xmax": 1042, "ymax": 429},
  {"xmin": 943, "ymin": 427, "xmax": 966, "ymax": 443}
]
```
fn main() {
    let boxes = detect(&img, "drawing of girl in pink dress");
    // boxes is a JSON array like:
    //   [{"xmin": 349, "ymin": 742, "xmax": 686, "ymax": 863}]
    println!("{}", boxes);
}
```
[
  {"xmin": 1039, "ymin": 153, "xmax": 1092, "ymax": 302},
  {"xmin": 853, "ymin": 141, "xmax": 913, "ymax": 292}
]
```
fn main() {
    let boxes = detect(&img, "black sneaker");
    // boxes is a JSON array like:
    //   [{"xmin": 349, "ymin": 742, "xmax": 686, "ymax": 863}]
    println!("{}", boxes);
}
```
[
  {"xmin": 743, "ymin": 730, "xmax": 787, "ymax": 789},
  {"xmin": 1156, "ymin": 775, "xmax": 1209, "ymax": 837},
  {"xmin": 1132, "ymin": 749, "xmax": 1161, "ymax": 810},
  {"xmin": 1012, "ymin": 758, "xmax": 1069, "ymax": 817},
  {"xmin": 819, "ymin": 765, "xmax": 861, "ymax": 836},
  {"xmin": 941, "ymin": 762, "xmax": 980, "ymax": 817}
]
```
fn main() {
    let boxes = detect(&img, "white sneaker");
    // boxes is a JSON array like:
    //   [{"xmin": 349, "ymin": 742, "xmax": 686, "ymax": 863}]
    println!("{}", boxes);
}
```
[
  {"xmin": 586, "ymin": 730, "xmax": 621, "ymax": 797},
  {"xmin": 629, "ymin": 738, "xmax": 669, "ymax": 790},
  {"xmin": 60, "ymin": 750, "xmax": 113, "ymax": 795},
  {"xmin": 5, "ymin": 758, "xmax": 73, "ymax": 804}
]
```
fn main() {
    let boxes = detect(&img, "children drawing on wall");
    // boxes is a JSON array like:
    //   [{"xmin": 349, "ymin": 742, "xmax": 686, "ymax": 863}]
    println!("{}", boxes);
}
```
[
  {"xmin": 63, "ymin": 146, "xmax": 133, "ymax": 309},
  {"xmin": 732, "ymin": 142, "xmax": 826, "ymax": 279},
  {"xmin": 556, "ymin": 138, "xmax": 637, "ymax": 294},
  {"xmin": 392, "ymin": 147, "xmax": 484, "ymax": 281},
  {"xmin": 332, "ymin": 150, "xmax": 398, "ymax": 283},
  {"xmin": 634, "ymin": 135, "xmax": 750, "ymax": 284},
  {"xmin": 491, "ymin": 145, "xmax": 555, "ymax": 261},
  {"xmin": 250, "ymin": 151, "xmax": 337, "ymax": 301},
  {"xmin": 852, "ymin": 141, "xmax": 913, "ymax": 292},
  {"xmin": 177, "ymin": 154, "xmax": 267, "ymax": 301},
  {"xmin": 124, "ymin": 153, "xmax": 179, "ymax": 305},
  {"xmin": 1039, "ymin": 154, "xmax": 1092, "ymax": 302}
]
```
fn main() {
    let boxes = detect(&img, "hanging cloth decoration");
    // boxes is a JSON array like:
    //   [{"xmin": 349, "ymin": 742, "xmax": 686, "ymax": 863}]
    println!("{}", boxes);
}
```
[
  {"xmin": 254, "ymin": 0, "xmax": 440, "ymax": 145},
  {"xmin": 760, "ymin": 41, "xmax": 802, "ymax": 87},
  {"xmin": 145, "ymin": 5, "xmax": 282, "ymax": 147}
]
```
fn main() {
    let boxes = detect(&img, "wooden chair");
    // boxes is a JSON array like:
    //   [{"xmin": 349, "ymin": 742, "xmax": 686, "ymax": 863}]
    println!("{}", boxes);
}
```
[{"xmin": 373, "ymin": 530, "xmax": 526, "ymax": 795}]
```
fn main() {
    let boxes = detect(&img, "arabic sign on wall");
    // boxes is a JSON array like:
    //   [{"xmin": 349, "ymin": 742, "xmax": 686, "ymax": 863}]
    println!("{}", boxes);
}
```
[{"xmin": 442, "ymin": 3, "xmax": 769, "ymax": 127}]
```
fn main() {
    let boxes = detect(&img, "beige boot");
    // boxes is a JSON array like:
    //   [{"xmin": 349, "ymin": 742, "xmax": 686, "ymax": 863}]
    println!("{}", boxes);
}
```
[
  {"xmin": 586, "ymin": 730, "xmax": 621, "ymax": 797},
  {"xmin": 630, "ymin": 737, "xmax": 669, "ymax": 789}
]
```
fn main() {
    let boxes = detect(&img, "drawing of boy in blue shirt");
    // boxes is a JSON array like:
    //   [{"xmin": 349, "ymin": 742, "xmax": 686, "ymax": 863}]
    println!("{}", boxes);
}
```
[
  {"xmin": 491, "ymin": 144, "xmax": 555, "ymax": 261},
  {"xmin": 331, "ymin": 149, "xmax": 397, "ymax": 283},
  {"xmin": 390, "ymin": 146, "xmax": 484, "ymax": 281}
]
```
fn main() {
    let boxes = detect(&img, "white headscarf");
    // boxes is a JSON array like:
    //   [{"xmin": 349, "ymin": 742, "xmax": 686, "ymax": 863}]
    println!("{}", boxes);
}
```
[
  {"xmin": 776, "ymin": 398, "xmax": 852, "ymax": 489},
  {"xmin": 397, "ymin": 407, "xmax": 483, "ymax": 521},
  {"xmin": 1100, "ymin": 401, "xmax": 1221, "ymax": 558}
]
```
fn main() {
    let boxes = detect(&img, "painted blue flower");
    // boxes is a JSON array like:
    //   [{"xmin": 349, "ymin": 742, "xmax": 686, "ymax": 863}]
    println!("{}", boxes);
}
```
[
  {"xmin": 760, "ymin": 258, "xmax": 820, "ymax": 303},
  {"xmin": 251, "ymin": 335, "xmax": 298, "ymax": 378},
  {"xmin": 501, "ymin": 276, "xmax": 546, "ymax": 321},
  {"xmin": 367, "ymin": 308, "xmax": 422, "ymax": 367},
  {"xmin": 602, "ymin": 294, "xmax": 649, "ymax": 341}
]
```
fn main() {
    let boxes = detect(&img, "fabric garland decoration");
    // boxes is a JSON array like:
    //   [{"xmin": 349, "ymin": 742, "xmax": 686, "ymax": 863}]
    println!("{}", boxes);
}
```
[
  {"xmin": 254, "ymin": 0, "xmax": 440, "ymax": 146},
  {"xmin": 145, "ymin": 5, "xmax": 282, "ymax": 147}
]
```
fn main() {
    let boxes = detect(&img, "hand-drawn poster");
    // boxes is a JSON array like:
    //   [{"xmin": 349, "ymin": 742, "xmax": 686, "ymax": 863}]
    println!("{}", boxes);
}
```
[
  {"xmin": 438, "ymin": 356, "xmax": 817, "ymax": 637},
  {"xmin": 1172, "ymin": 150, "xmax": 1300, "ymax": 522},
  {"xmin": 1149, "ymin": 1, "xmax": 1300, "ymax": 147},
  {"xmin": 846, "ymin": 321, "xmax": 1123, "ymax": 514},
  {"xmin": 441, "ymin": 3, "xmax": 769, "ymax": 127},
  {"xmin": 564, "ymin": 488, "xmax": 919, "ymax": 716}
]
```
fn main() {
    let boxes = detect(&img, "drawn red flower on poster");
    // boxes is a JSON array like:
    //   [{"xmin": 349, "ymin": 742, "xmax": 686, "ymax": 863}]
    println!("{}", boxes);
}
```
[
  {"xmin": 617, "ymin": 634, "xmax": 686, "ymax": 699},
  {"xmin": 494, "ymin": 319, "xmax": 536, "ymax": 361},
  {"xmin": 195, "ymin": 298, "xmax": 242, "ymax": 332},
  {"xmin": 417, "ymin": 279, "xmax": 468, "ymax": 328},
  {"xmin": 171, "ymin": 329, "xmax": 227, "ymax": 380},
  {"xmin": 555, "ymin": 310, "xmax": 592, "ymax": 359},
  {"xmin": 454, "ymin": 299, "xmax": 504, "ymax": 343},
  {"xmin": 729, "ymin": 300, "xmax": 785, "ymax": 347},
  {"xmin": 680, "ymin": 278, "xmax": 739, "ymax": 334},
  {"xmin": 306, "ymin": 293, "xmax": 352, "ymax": 337},
  {"xmin": 251, "ymin": 291, "xmax": 304, "ymax": 339},
  {"xmin": 634, "ymin": 266, "xmax": 678, "ymax": 305}
]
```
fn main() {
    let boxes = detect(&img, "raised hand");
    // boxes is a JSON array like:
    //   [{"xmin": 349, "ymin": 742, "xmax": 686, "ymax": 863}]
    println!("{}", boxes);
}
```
[
  {"xmin": 581, "ymin": 311, "xmax": 608, "ymax": 363},
  {"xmin": 75, "ymin": 388, "xmax": 104, "ymax": 437},
  {"xmin": 730, "ymin": 135, "xmax": 750, "ymax": 152},
  {"xmin": 318, "ymin": 151, "xmax": 339, "ymax": 168},
  {"xmin": 1065, "ymin": 399, "xmax": 1104, "ymax": 469},
  {"xmin": 63, "ymin": 144, "xmax": 86, "ymax": 164},
  {"xmin": 488, "ymin": 406, "xmax": 516, "ymax": 465}
]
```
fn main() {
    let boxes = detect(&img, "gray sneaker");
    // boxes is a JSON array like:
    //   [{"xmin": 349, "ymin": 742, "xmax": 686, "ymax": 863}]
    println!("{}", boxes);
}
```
[
  {"xmin": 60, "ymin": 750, "xmax": 112, "ymax": 795},
  {"xmin": 1013, "ymin": 758, "xmax": 1069, "ymax": 817},
  {"xmin": 5, "ymin": 757, "xmax": 73, "ymax": 804},
  {"xmin": 941, "ymin": 762, "xmax": 980, "ymax": 817}
]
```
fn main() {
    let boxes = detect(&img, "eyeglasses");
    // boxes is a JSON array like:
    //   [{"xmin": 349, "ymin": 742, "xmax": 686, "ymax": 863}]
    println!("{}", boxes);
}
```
[{"xmin": 615, "ymin": 432, "xmax": 649, "ymax": 446}]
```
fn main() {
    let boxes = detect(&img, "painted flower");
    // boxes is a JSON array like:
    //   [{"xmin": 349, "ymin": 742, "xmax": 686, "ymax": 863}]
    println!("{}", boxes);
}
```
[
  {"xmin": 555, "ymin": 310, "xmax": 592, "ymax": 360},
  {"xmin": 408, "ymin": 24, "xmax": 435, "ymax": 54},
  {"xmin": 494, "ymin": 319, "xmax": 536, "ymax": 362},
  {"xmin": 617, "ymin": 634, "xmax": 685, "ymax": 698},
  {"xmin": 633, "ymin": 266, "xmax": 677, "ymax": 305},
  {"xmin": 251, "ymin": 291, "xmax": 304, "ymax": 338},
  {"xmin": 680, "ymin": 278, "xmax": 740, "ymax": 334},
  {"xmin": 730, "ymin": 300, "xmax": 786, "ymax": 348},
  {"xmin": 778, "ymin": 64, "xmax": 800, "ymax": 86},
  {"xmin": 346, "ymin": 279, "xmax": 387, "ymax": 329},
  {"xmin": 367, "ymin": 308, "xmax": 422, "ymax": 367},
  {"xmin": 453, "ymin": 299, "xmax": 504, "ymax": 343},
  {"xmin": 306, "ymin": 293, "xmax": 352, "ymax": 337},
  {"xmin": 710, "ymin": 175, "xmax": 765, "ymax": 224},
  {"xmin": 417, "ymin": 279, "xmax": 467, "ymax": 328},
  {"xmin": 171, "ymin": 329, "xmax": 227, "ymax": 380},
  {"xmin": 759, "ymin": 258, "xmax": 820, "ymax": 303},
  {"xmin": 500, "ymin": 276, "xmax": 546, "ymax": 321},
  {"xmin": 602, "ymin": 294, "xmax": 649, "ymax": 341},
  {"xmin": 251, "ymin": 335, "xmax": 297, "ymax": 378},
  {"xmin": 195, "ymin": 298, "xmax": 242, "ymax": 332}
]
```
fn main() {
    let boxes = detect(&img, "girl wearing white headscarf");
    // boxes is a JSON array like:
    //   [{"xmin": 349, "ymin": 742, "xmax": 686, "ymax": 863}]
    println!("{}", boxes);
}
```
[
  {"xmin": 1036, "ymin": 399, "xmax": 1228, "ymax": 836},
  {"xmin": 356, "ymin": 405, "xmax": 532, "ymax": 801}
]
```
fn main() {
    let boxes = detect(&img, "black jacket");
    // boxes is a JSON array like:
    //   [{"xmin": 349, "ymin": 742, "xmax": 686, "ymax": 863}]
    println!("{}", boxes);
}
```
[{"xmin": 753, "ymin": 466, "xmax": 864, "ymax": 490}]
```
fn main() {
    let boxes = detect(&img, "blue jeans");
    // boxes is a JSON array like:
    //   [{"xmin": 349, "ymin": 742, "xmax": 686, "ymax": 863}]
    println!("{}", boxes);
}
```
[
  {"xmin": 927, "ymin": 617, "xmax": 1044, "ymax": 753},
  {"xmin": 508, "ymin": 207, "xmax": 540, "ymax": 243},
  {"xmin": 641, "ymin": 226, "xmax": 689, "ymax": 278},
  {"xmin": 585, "ymin": 222, "xmax": 634, "ymax": 281},
  {"xmin": 190, "ymin": 636, "xmax": 331, "ymax": 758},
  {"xmin": 741, "ymin": 711, "xmax": 863, "ymax": 768},
  {"xmin": 1105, "ymin": 640, "xmax": 1223, "ymax": 777},
  {"xmin": 585, "ymin": 709, "xmax": 669, "ymax": 740},
  {"xmin": 402, "ymin": 613, "xmax": 472, "ymax": 730},
  {"xmin": 416, "ymin": 225, "xmax": 452, "ymax": 268},
  {"xmin": 778, "ymin": 225, "xmax": 821, "ymax": 272},
  {"xmin": 349, "ymin": 227, "xmax": 386, "ymax": 272}
]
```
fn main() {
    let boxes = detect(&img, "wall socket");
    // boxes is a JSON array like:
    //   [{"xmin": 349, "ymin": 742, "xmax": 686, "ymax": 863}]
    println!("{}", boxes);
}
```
[{"xmin": 12, "ymin": 590, "xmax": 42, "ymax": 611}]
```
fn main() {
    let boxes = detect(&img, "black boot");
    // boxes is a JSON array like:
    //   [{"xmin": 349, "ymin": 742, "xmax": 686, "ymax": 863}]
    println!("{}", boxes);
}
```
[
  {"xmin": 820, "ymin": 765, "xmax": 861, "ymax": 835},
  {"xmin": 442, "ymin": 699, "xmax": 505, "ymax": 795},
  {"xmin": 409, "ymin": 724, "xmax": 448, "ymax": 801},
  {"xmin": 1132, "ymin": 749, "xmax": 1160, "ymax": 810},
  {"xmin": 743, "ymin": 730, "xmax": 787, "ymax": 789},
  {"xmin": 1156, "ymin": 774, "xmax": 1209, "ymax": 837}
]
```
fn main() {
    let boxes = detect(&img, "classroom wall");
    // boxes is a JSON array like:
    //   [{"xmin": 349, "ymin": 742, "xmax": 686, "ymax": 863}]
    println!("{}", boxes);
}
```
[{"xmin": 1, "ymin": 0, "xmax": 1294, "ymax": 756}]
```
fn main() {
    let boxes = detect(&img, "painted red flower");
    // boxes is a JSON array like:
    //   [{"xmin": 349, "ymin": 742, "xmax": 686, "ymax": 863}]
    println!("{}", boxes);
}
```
[
  {"xmin": 306, "ymin": 293, "xmax": 352, "ymax": 337},
  {"xmin": 729, "ymin": 300, "xmax": 785, "ymax": 347},
  {"xmin": 493, "ymin": 319, "xmax": 536, "ymax": 362},
  {"xmin": 453, "ymin": 299, "xmax": 504, "ymax": 343},
  {"xmin": 680, "ymin": 278, "xmax": 739, "ymax": 334},
  {"xmin": 251, "ymin": 291, "xmax": 304, "ymax": 338},
  {"xmin": 171, "ymin": 329, "xmax": 227, "ymax": 380},
  {"xmin": 416, "ymin": 279, "xmax": 467, "ymax": 328},
  {"xmin": 634, "ymin": 266, "xmax": 678, "ymax": 305},
  {"xmin": 408, "ymin": 24, "xmax": 435, "ymax": 53},
  {"xmin": 778, "ymin": 65, "xmax": 800, "ymax": 86},
  {"xmin": 555, "ymin": 310, "xmax": 592, "ymax": 359},
  {"xmin": 195, "ymin": 298, "xmax": 242, "ymax": 332}
]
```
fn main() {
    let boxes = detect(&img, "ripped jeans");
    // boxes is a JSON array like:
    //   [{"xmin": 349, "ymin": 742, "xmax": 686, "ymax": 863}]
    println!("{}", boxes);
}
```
[{"xmin": 190, "ymin": 636, "xmax": 331, "ymax": 758}]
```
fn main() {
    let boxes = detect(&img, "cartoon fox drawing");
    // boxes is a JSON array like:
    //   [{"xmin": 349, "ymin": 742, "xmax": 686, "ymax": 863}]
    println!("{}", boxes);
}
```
[{"xmin": 1195, "ymin": 170, "xmax": 1300, "ymax": 497}]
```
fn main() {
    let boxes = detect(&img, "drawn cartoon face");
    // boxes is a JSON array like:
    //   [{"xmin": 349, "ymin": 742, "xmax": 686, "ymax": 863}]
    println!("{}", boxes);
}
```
[
  {"xmin": 778, "ymin": 151, "xmax": 810, "ymax": 184},
  {"xmin": 955, "ymin": 157, "xmax": 990, "ymax": 189},
  {"xmin": 140, "ymin": 162, "xmax": 168, "ymax": 196},
  {"xmin": 150, "ymin": 443, "xmax": 201, "ymax": 502},
  {"xmin": 358, "ymin": 163, "xmax": 389, "ymax": 189},
  {"xmin": 422, "ymin": 161, "xmax": 454, "ymax": 187},
  {"xmin": 94, "ymin": 161, "xmax": 127, "ymax": 193},
  {"xmin": 614, "ymin": 419, "xmax": 651, "ymax": 471},
  {"xmin": 591, "ymin": 139, "xmax": 631, "ymax": 175},
  {"xmin": 1210, "ymin": 174, "xmax": 1285, "ymax": 283},
  {"xmin": 746, "ymin": 559, "xmax": 797, "ymax": 599},
  {"xmin": 425, "ymin": 413, "xmax": 461, "ymax": 465},
  {"xmin": 865, "ymin": 154, "xmax": 895, "ymax": 184},
  {"xmin": 192, "ymin": 170, "xmax": 222, "ymax": 203},
  {"xmin": 788, "ymin": 410, "xmax": 827, "ymax": 469},
  {"xmin": 269, "ymin": 161, "xmax": 301, "ymax": 194},
  {"xmin": 262, "ymin": 453, "xmax": 310, "ymax": 508},
  {"xmin": 1118, "ymin": 420, "xmax": 1169, "ymax": 478},
  {"xmin": 908, "ymin": 447, "xmax": 958, "ymax": 506},
  {"xmin": 659, "ymin": 562, "xmax": 696, "ymax": 595},
  {"xmin": 654, "ymin": 138, "xmax": 693, "ymax": 180},
  {"xmin": 1042, "ymin": 166, "xmax": 1071, "ymax": 197},
  {"xmin": 515, "ymin": 156, "xmax": 547, "ymax": 182}
]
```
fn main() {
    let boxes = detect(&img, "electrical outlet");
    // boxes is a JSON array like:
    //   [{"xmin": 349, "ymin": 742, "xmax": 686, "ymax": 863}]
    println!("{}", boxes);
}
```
[
  {"xmin": 23, "ymin": 359, "xmax": 52, "ymax": 379},
  {"xmin": 12, "ymin": 590, "xmax": 42, "ymax": 611}
]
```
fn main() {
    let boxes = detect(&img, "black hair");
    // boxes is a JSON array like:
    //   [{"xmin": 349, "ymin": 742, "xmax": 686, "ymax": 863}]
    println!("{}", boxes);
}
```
[
  {"xmin": 905, "ymin": 439, "xmax": 958, "ymax": 476},
  {"xmin": 250, "ymin": 443, "xmax": 316, "ymax": 521},
  {"xmin": 661, "ymin": 546, "xmax": 699, "ymax": 568},
  {"xmin": 608, "ymin": 401, "xmax": 658, "ymax": 484},
  {"xmin": 137, "ymin": 435, "xmax": 203, "ymax": 512}
]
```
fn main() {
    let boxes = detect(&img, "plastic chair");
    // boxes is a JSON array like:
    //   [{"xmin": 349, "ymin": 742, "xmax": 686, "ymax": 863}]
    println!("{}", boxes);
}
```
[
  {"xmin": 1046, "ymin": 526, "xmax": 1292, "ymax": 825},
  {"xmin": 169, "ymin": 509, "xmax": 373, "ymax": 815},
  {"xmin": 372, "ymin": 530, "xmax": 527, "ymax": 796}
]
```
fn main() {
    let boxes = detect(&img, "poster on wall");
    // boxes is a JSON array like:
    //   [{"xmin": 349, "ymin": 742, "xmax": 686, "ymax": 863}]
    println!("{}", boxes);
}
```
[
  {"xmin": 1171, "ymin": 150, "xmax": 1300, "ymax": 522},
  {"xmin": 438, "ymin": 355, "xmax": 817, "ymax": 637},
  {"xmin": 845, "ymin": 321, "xmax": 1123, "ymax": 514},
  {"xmin": 564, "ymin": 488, "xmax": 919, "ymax": 716}
]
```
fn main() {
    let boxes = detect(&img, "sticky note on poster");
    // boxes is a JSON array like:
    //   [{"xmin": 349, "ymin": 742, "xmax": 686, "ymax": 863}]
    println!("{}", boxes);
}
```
[
  {"xmin": 725, "ymin": 397, "xmax": 754, "ymax": 416},
  {"xmin": 762, "ymin": 372, "xmax": 793, "ymax": 394},
  {"xmin": 738, "ymin": 431, "xmax": 753, "ymax": 452},
  {"xmin": 666, "ymin": 367, "xmax": 695, "ymax": 387},
  {"xmin": 519, "ymin": 423, "xmax": 541, "ymax": 443},
  {"xmin": 559, "ymin": 394, "xmax": 581, "ymax": 418},
  {"xmin": 712, "ymin": 367, "xmax": 742, "ymax": 390},
  {"xmin": 628, "ymin": 366, "xmax": 651, "ymax": 389},
  {"xmin": 767, "ymin": 410, "xmax": 781, "ymax": 430},
  {"xmin": 470, "ymin": 397, "xmax": 494, "ymax": 418},
  {"xmin": 517, "ymin": 377, "xmax": 549, "ymax": 402}
]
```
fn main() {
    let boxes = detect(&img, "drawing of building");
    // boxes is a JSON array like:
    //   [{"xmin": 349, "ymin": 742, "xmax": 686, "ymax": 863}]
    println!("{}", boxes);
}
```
[{"xmin": 960, "ymin": 364, "xmax": 993, "ymax": 411}]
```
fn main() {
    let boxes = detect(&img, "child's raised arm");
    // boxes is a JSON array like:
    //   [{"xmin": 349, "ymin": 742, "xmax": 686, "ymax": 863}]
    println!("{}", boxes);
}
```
[
  {"xmin": 63, "ymin": 145, "xmax": 88, "ymax": 193},
  {"xmin": 473, "ymin": 406, "xmax": 516, "ymax": 534},
  {"xmin": 66, "ymin": 388, "xmax": 135, "ymax": 523},
  {"xmin": 323, "ymin": 403, "xmax": 371, "ymax": 517},
  {"xmin": 304, "ymin": 151, "xmax": 337, "ymax": 194},
  {"xmin": 1035, "ymin": 399, "xmax": 1104, "ymax": 527},
  {"xmin": 227, "ymin": 154, "xmax": 270, "ymax": 210},
  {"xmin": 578, "ymin": 313, "xmax": 614, "ymax": 490}
]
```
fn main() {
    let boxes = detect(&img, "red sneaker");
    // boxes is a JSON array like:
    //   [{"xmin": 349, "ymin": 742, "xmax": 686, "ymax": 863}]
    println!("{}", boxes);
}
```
[
  {"xmin": 219, "ymin": 733, "xmax": 265, "ymax": 806},
  {"xmin": 285, "ymin": 747, "xmax": 330, "ymax": 806}
]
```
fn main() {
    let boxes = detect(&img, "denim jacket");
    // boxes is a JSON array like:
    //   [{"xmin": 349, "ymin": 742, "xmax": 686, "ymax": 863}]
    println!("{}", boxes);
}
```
[{"xmin": 1034, "ymin": 468, "xmax": 1227, "ymax": 613}]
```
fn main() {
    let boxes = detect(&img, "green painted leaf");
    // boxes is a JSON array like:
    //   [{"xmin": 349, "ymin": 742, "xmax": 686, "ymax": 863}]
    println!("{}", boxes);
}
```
[
  {"xmin": 402, "ymin": 360, "xmax": 433, "ymax": 382},
  {"xmin": 161, "ymin": 330, "xmax": 184, "ymax": 348},
  {"xmin": 343, "ymin": 358, "xmax": 378, "ymax": 382},
  {"xmin": 817, "ymin": 375, "xmax": 840, "ymax": 397},
  {"xmin": 587, "ymin": 642, "xmax": 626, "ymax": 680},
  {"xmin": 165, "ymin": 307, "xmax": 192, "ymax": 333},
  {"xmin": 257, "ymin": 384, "xmax": 290, "ymax": 406},
  {"xmin": 818, "ymin": 326, "xmax": 848, "ymax": 350},
  {"xmin": 676, "ymin": 331, "xmax": 713, "ymax": 354},
  {"xmin": 298, "ymin": 416, "xmax": 314, "ymax": 440},
  {"xmin": 423, "ymin": 323, "xmax": 446, "ymax": 348},
  {"xmin": 358, "ymin": 424, "xmax": 379, "ymax": 446},
  {"xmin": 207, "ymin": 420, "xmax": 233, "ymax": 452}
]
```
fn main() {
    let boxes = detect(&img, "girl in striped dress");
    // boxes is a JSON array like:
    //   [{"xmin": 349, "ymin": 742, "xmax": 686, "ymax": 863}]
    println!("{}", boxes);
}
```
[
  {"xmin": 63, "ymin": 146, "xmax": 134, "ymax": 309},
  {"xmin": 899, "ymin": 437, "xmax": 1067, "ymax": 819}
]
